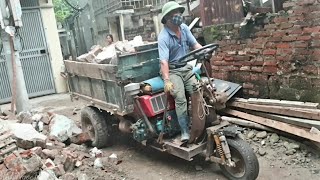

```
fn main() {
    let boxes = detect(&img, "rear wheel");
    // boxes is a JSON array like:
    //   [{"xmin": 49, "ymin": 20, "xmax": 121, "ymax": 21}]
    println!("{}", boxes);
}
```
[
  {"xmin": 219, "ymin": 138, "xmax": 259, "ymax": 180},
  {"xmin": 81, "ymin": 106, "xmax": 111, "ymax": 148}
]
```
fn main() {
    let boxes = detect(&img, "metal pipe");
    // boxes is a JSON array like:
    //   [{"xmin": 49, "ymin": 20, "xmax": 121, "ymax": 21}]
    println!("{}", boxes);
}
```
[{"xmin": 134, "ymin": 98, "xmax": 156, "ymax": 135}]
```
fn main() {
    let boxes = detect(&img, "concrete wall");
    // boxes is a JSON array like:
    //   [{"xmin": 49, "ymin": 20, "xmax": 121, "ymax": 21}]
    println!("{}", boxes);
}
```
[
  {"xmin": 203, "ymin": 0, "xmax": 320, "ymax": 102},
  {"xmin": 39, "ymin": 0, "xmax": 67, "ymax": 93}
]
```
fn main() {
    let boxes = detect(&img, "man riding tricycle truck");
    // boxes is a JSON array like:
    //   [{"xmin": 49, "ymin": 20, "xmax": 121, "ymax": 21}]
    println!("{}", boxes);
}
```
[{"xmin": 64, "ymin": 2, "xmax": 259, "ymax": 179}]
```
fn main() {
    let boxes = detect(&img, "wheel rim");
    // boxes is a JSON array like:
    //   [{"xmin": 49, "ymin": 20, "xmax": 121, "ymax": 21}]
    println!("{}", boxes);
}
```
[
  {"xmin": 224, "ymin": 146, "xmax": 246, "ymax": 178},
  {"xmin": 82, "ymin": 117, "xmax": 95, "ymax": 141}
]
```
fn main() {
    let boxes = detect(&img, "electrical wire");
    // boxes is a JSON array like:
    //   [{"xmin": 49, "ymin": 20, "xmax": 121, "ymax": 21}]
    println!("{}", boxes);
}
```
[{"xmin": 63, "ymin": 0, "xmax": 87, "ymax": 12}]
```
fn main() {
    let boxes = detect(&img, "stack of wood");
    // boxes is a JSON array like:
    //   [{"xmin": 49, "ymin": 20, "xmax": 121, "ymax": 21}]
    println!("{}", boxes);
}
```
[{"xmin": 222, "ymin": 98, "xmax": 320, "ymax": 146}]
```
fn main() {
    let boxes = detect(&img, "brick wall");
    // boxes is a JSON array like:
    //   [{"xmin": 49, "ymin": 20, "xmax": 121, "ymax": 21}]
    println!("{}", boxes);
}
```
[
  {"xmin": 124, "ymin": 16, "xmax": 156, "ymax": 41},
  {"xmin": 203, "ymin": 0, "xmax": 320, "ymax": 103}
]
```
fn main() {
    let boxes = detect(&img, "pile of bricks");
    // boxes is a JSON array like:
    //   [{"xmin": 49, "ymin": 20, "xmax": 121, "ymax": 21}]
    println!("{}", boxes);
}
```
[{"xmin": 206, "ymin": 0, "xmax": 320, "ymax": 102}]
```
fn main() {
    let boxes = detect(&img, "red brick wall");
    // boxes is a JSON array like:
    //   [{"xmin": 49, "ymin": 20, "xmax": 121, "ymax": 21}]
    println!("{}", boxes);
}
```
[{"xmin": 203, "ymin": 0, "xmax": 320, "ymax": 102}]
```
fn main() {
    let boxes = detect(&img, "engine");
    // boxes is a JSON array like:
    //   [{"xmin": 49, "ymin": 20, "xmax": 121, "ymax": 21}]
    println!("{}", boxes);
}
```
[{"xmin": 132, "ymin": 92, "xmax": 180, "ymax": 142}]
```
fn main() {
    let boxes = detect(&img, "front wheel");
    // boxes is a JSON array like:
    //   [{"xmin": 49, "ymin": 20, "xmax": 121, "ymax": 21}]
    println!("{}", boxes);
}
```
[{"xmin": 219, "ymin": 138, "xmax": 259, "ymax": 180}]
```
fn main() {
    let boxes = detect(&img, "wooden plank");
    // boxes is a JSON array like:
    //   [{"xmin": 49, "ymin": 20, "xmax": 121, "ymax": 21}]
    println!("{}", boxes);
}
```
[
  {"xmin": 234, "ymin": 98, "xmax": 319, "ymax": 109},
  {"xmin": 250, "ymin": 111, "xmax": 320, "ymax": 130},
  {"xmin": 64, "ymin": 60, "xmax": 117, "ymax": 81},
  {"xmin": 221, "ymin": 116, "xmax": 275, "ymax": 132},
  {"xmin": 228, "ymin": 101, "xmax": 320, "ymax": 121},
  {"xmin": 224, "ymin": 109, "xmax": 320, "ymax": 143}
]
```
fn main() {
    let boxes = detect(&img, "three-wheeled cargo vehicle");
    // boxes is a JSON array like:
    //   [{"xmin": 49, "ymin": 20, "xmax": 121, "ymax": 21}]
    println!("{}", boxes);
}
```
[{"xmin": 64, "ymin": 43, "xmax": 259, "ymax": 180}]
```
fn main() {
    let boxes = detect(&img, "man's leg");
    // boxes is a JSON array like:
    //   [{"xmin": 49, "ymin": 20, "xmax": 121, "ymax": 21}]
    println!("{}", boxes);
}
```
[{"xmin": 169, "ymin": 73, "xmax": 190, "ymax": 142}]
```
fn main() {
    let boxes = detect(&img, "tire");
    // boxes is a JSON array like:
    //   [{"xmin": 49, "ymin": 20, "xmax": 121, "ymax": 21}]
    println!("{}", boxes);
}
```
[
  {"xmin": 219, "ymin": 138, "xmax": 259, "ymax": 180},
  {"xmin": 81, "ymin": 106, "xmax": 111, "ymax": 148}
]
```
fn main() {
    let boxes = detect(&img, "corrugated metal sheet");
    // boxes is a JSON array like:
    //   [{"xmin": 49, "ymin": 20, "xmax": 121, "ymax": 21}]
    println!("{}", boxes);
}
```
[
  {"xmin": 200, "ymin": 0, "xmax": 244, "ymax": 26},
  {"xmin": 0, "ymin": 9, "xmax": 55, "ymax": 104},
  {"xmin": 20, "ymin": 0, "xmax": 39, "ymax": 7}
]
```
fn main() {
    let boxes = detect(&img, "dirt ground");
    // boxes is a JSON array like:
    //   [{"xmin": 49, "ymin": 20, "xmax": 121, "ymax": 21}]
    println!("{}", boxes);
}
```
[{"xmin": 2, "ymin": 93, "xmax": 320, "ymax": 180}]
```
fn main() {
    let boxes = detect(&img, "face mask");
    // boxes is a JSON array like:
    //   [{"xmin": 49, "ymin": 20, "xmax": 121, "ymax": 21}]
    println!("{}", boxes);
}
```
[{"xmin": 171, "ymin": 14, "xmax": 183, "ymax": 26}]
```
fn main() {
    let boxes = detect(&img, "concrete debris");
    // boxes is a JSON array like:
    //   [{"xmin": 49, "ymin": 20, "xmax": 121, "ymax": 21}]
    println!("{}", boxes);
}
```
[
  {"xmin": 37, "ymin": 169, "xmax": 58, "ymax": 180},
  {"xmin": 269, "ymin": 133, "xmax": 280, "ymax": 144},
  {"xmin": 284, "ymin": 142, "xmax": 300, "ymax": 151},
  {"xmin": 258, "ymin": 148, "xmax": 267, "ymax": 156},
  {"xmin": 78, "ymin": 173, "xmax": 89, "ymax": 180},
  {"xmin": 285, "ymin": 149, "xmax": 296, "ymax": 155},
  {"xmin": 247, "ymin": 130, "xmax": 256, "ymax": 139},
  {"xmin": 108, "ymin": 153, "xmax": 118, "ymax": 164},
  {"xmin": 61, "ymin": 173, "xmax": 77, "ymax": 180},
  {"xmin": 49, "ymin": 114, "xmax": 82, "ymax": 142},
  {"xmin": 256, "ymin": 131, "xmax": 268, "ymax": 139},
  {"xmin": 0, "ymin": 120, "xmax": 47, "ymax": 149},
  {"xmin": 72, "ymin": 107, "xmax": 80, "ymax": 115},
  {"xmin": 90, "ymin": 147, "xmax": 103, "ymax": 158},
  {"xmin": 310, "ymin": 127, "xmax": 320, "ymax": 135},
  {"xmin": 195, "ymin": 165, "xmax": 203, "ymax": 171},
  {"xmin": 42, "ymin": 149, "xmax": 59, "ymax": 160},
  {"xmin": 17, "ymin": 111, "xmax": 32, "ymax": 123},
  {"xmin": 94, "ymin": 158, "xmax": 103, "ymax": 168}
]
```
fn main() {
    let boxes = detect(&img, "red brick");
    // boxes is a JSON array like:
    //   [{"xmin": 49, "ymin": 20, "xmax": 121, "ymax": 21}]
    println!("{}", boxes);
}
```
[
  {"xmin": 311, "ymin": 32, "xmax": 320, "ymax": 39},
  {"xmin": 313, "ymin": 49, "xmax": 320, "ymax": 55},
  {"xmin": 276, "ymin": 55, "xmax": 292, "ymax": 61},
  {"xmin": 272, "ymin": 31, "xmax": 286, "ymax": 37},
  {"xmin": 252, "ymin": 61, "xmax": 264, "ymax": 66},
  {"xmin": 273, "ymin": 17, "xmax": 289, "ymax": 24},
  {"xmin": 289, "ymin": 15, "xmax": 305, "ymax": 21},
  {"xmin": 243, "ymin": 83, "xmax": 254, "ymax": 89},
  {"xmin": 263, "ymin": 66, "xmax": 278, "ymax": 73},
  {"xmin": 263, "ymin": 61, "xmax": 278, "ymax": 66},
  {"xmin": 224, "ymin": 56, "xmax": 234, "ymax": 61},
  {"xmin": 263, "ymin": 49, "xmax": 277, "ymax": 55},
  {"xmin": 283, "ymin": 2, "xmax": 296, "ymax": 10},
  {"xmin": 280, "ymin": 23, "xmax": 294, "ymax": 29},
  {"xmin": 293, "ymin": 6, "xmax": 310, "ymax": 14},
  {"xmin": 297, "ymin": 35, "xmax": 312, "ymax": 41},
  {"xmin": 253, "ymin": 43, "xmax": 264, "ymax": 49},
  {"xmin": 251, "ymin": 67, "xmax": 263, "ymax": 72},
  {"xmin": 264, "ymin": 24, "xmax": 277, "ymax": 29},
  {"xmin": 297, "ymin": 0, "xmax": 316, "ymax": 6},
  {"xmin": 295, "ymin": 48, "xmax": 310, "ymax": 55},
  {"xmin": 213, "ymin": 72, "xmax": 228, "ymax": 80},
  {"xmin": 247, "ymin": 50, "xmax": 260, "ymax": 55},
  {"xmin": 240, "ymin": 66, "xmax": 251, "ymax": 71},
  {"xmin": 251, "ymin": 74, "xmax": 268, "ymax": 82},
  {"xmin": 265, "ymin": 42, "xmax": 276, "ymax": 48},
  {"xmin": 233, "ymin": 56, "xmax": 251, "ymax": 61},
  {"xmin": 290, "ymin": 28, "xmax": 303, "ymax": 34},
  {"xmin": 293, "ymin": 41, "xmax": 309, "ymax": 48},
  {"xmin": 303, "ymin": 65, "xmax": 318, "ymax": 75},
  {"xmin": 212, "ymin": 61, "xmax": 233, "ymax": 66},
  {"xmin": 276, "ymin": 43, "xmax": 291, "ymax": 49},
  {"xmin": 311, "ymin": 40, "xmax": 320, "ymax": 47},
  {"xmin": 303, "ymin": 27, "xmax": 320, "ymax": 33},
  {"xmin": 213, "ymin": 56, "xmax": 223, "ymax": 61},
  {"xmin": 282, "ymin": 36, "xmax": 297, "ymax": 42},
  {"xmin": 255, "ymin": 31, "xmax": 271, "ymax": 37},
  {"xmin": 233, "ymin": 61, "xmax": 252, "ymax": 66},
  {"xmin": 277, "ymin": 49, "xmax": 294, "ymax": 55},
  {"xmin": 268, "ymin": 37, "xmax": 282, "ymax": 42}
]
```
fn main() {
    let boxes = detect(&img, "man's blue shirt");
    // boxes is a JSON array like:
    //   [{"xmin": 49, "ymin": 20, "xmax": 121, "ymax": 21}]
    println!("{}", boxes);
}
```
[{"xmin": 158, "ymin": 23, "xmax": 197, "ymax": 64}]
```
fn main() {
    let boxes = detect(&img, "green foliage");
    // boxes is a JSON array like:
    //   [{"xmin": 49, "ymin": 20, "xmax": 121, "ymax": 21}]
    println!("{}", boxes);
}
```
[{"xmin": 53, "ymin": 0, "xmax": 73, "ymax": 23}]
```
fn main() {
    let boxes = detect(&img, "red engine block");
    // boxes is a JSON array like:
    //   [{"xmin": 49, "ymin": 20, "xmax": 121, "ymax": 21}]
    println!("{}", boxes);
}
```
[{"xmin": 137, "ymin": 92, "xmax": 175, "ymax": 117}]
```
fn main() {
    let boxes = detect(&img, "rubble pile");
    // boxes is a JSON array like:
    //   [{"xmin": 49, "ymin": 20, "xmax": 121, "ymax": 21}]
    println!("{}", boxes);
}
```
[
  {"xmin": 76, "ymin": 36, "xmax": 156, "ymax": 64},
  {"xmin": 0, "ymin": 110, "xmax": 127, "ymax": 180},
  {"xmin": 243, "ymin": 128, "xmax": 320, "ymax": 172}
]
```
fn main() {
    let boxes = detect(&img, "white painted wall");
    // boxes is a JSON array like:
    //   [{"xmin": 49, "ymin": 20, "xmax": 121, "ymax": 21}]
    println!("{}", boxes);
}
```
[{"xmin": 39, "ymin": 0, "xmax": 67, "ymax": 93}]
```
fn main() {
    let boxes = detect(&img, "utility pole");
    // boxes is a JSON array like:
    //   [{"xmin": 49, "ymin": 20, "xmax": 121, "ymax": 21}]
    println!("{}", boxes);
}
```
[{"xmin": 0, "ymin": 0, "xmax": 30, "ymax": 113}]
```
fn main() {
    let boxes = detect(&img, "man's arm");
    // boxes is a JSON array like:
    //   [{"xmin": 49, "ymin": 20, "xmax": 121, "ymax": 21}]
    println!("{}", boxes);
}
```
[
  {"xmin": 193, "ymin": 43, "xmax": 202, "ymax": 50},
  {"xmin": 160, "ymin": 60, "xmax": 170, "ymax": 80}
]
